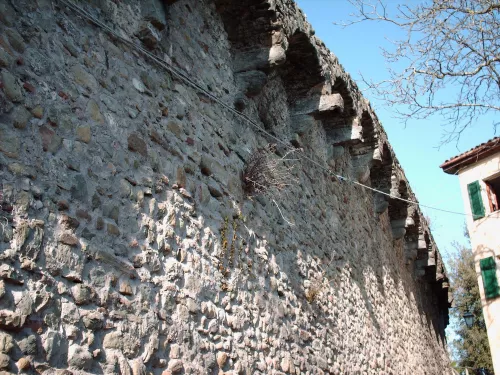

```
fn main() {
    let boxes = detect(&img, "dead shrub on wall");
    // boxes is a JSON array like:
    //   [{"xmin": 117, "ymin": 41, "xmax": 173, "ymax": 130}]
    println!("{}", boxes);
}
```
[
  {"xmin": 305, "ymin": 274, "xmax": 324, "ymax": 303},
  {"xmin": 242, "ymin": 144, "xmax": 298, "ymax": 197},
  {"xmin": 242, "ymin": 144, "xmax": 299, "ymax": 225}
]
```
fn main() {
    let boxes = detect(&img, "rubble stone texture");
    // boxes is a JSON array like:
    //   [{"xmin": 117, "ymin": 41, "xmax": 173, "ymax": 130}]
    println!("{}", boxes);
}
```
[{"xmin": 0, "ymin": 0, "xmax": 451, "ymax": 374}]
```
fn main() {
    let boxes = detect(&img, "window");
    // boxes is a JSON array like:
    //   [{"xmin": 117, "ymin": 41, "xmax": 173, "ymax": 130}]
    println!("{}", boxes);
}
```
[
  {"xmin": 480, "ymin": 256, "xmax": 500, "ymax": 299},
  {"xmin": 467, "ymin": 180, "xmax": 485, "ymax": 220},
  {"xmin": 484, "ymin": 174, "xmax": 500, "ymax": 213}
]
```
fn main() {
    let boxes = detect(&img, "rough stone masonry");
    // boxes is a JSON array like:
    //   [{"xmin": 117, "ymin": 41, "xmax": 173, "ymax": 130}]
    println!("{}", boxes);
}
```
[{"xmin": 0, "ymin": 0, "xmax": 452, "ymax": 374}]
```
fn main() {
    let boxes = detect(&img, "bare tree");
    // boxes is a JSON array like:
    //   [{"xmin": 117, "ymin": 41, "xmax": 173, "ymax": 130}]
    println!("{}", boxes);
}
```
[{"xmin": 337, "ymin": 0, "xmax": 500, "ymax": 143}]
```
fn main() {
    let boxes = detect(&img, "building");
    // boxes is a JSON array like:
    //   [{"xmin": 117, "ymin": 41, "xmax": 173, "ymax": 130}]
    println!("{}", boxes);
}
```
[{"xmin": 441, "ymin": 137, "xmax": 500, "ymax": 373}]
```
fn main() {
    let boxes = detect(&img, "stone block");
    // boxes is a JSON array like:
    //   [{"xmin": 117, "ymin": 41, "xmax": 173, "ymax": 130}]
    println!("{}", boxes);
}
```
[
  {"xmin": 233, "ymin": 45, "xmax": 286, "ymax": 72},
  {"xmin": 128, "ymin": 133, "xmax": 148, "ymax": 156},
  {"xmin": 0, "ymin": 3, "xmax": 16, "ymax": 26},
  {"xmin": 0, "ymin": 352, "xmax": 9, "ymax": 369},
  {"xmin": 59, "ymin": 233, "xmax": 79, "ymax": 247},
  {"xmin": 0, "ymin": 125, "xmax": 20, "ymax": 158},
  {"xmin": 15, "ymin": 222, "xmax": 44, "ymax": 261},
  {"xmin": 71, "ymin": 174, "xmax": 88, "ymax": 202},
  {"xmin": 45, "ymin": 244, "xmax": 84, "ymax": 282},
  {"xmin": 76, "ymin": 127, "xmax": 91, "ymax": 143},
  {"xmin": 107, "ymin": 223, "xmax": 120, "ymax": 236},
  {"xmin": 17, "ymin": 357, "xmax": 30, "ymax": 371},
  {"xmin": 167, "ymin": 121, "xmax": 182, "ymax": 138},
  {"xmin": 39, "ymin": 125, "xmax": 61, "ymax": 154},
  {"xmin": 391, "ymin": 227, "xmax": 406, "ymax": 239},
  {"xmin": 42, "ymin": 330, "xmax": 68, "ymax": 365},
  {"xmin": 290, "ymin": 114, "xmax": 317, "ymax": 135},
  {"xmin": 86, "ymin": 99, "xmax": 104, "ymax": 124},
  {"xmin": 71, "ymin": 284, "xmax": 92, "ymax": 305},
  {"xmin": 294, "ymin": 93, "xmax": 344, "ymax": 115},
  {"xmin": 235, "ymin": 70, "xmax": 268, "ymax": 97},
  {"xmin": 82, "ymin": 311, "xmax": 104, "ymax": 330},
  {"xmin": 0, "ymin": 47, "xmax": 12, "ymax": 68},
  {"xmin": 140, "ymin": 0, "xmax": 167, "ymax": 29},
  {"xmin": 68, "ymin": 344, "xmax": 92, "ymax": 370},
  {"xmin": 1, "ymin": 70, "xmax": 22, "ymax": 102},
  {"xmin": 137, "ymin": 22, "xmax": 161, "ymax": 50},
  {"xmin": 0, "ymin": 264, "xmax": 23, "ymax": 285},
  {"xmin": 5, "ymin": 29, "xmax": 25, "ymax": 53},
  {"xmin": 71, "ymin": 64, "xmax": 98, "ymax": 92},
  {"xmin": 12, "ymin": 105, "xmax": 31, "ymax": 129}
]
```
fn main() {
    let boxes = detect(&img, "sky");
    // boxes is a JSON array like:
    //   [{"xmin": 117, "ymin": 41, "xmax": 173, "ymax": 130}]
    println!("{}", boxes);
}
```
[{"xmin": 294, "ymin": 0, "xmax": 496, "ymax": 255}]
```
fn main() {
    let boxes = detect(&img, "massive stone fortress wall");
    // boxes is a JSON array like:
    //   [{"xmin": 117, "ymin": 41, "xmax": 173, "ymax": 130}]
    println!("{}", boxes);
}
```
[{"xmin": 0, "ymin": 0, "xmax": 451, "ymax": 374}]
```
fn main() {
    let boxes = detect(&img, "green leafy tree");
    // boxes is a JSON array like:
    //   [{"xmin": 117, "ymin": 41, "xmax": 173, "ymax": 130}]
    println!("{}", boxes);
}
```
[{"xmin": 448, "ymin": 242, "xmax": 494, "ymax": 374}]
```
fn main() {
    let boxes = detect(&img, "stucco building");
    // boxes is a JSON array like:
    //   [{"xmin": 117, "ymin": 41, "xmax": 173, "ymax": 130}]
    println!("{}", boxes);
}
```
[{"xmin": 441, "ymin": 137, "xmax": 500, "ymax": 374}]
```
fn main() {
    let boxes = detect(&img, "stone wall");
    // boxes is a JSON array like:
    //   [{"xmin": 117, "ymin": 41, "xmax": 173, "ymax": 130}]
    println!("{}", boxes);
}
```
[{"xmin": 0, "ymin": 0, "xmax": 451, "ymax": 374}]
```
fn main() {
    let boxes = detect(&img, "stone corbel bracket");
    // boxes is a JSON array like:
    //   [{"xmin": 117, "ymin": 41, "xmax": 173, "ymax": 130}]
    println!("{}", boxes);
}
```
[{"xmin": 214, "ymin": 0, "xmax": 450, "ymax": 311}]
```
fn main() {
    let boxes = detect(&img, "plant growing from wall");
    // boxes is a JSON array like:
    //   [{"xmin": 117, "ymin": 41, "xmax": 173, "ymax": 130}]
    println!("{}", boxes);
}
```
[
  {"xmin": 242, "ymin": 144, "xmax": 298, "ymax": 225},
  {"xmin": 305, "ymin": 275, "xmax": 323, "ymax": 303},
  {"xmin": 242, "ymin": 144, "xmax": 297, "ymax": 196}
]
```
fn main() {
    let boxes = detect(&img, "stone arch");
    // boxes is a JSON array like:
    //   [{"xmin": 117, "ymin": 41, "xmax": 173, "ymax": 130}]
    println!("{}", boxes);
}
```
[
  {"xmin": 427, "ymin": 245, "xmax": 438, "ymax": 278},
  {"xmin": 388, "ymin": 179, "xmax": 409, "ymax": 239},
  {"xmin": 370, "ymin": 142, "xmax": 393, "ymax": 214},
  {"xmin": 404, "ymin": 208, "xmax": 420, "ymax": 263},
  {"xmin": 215, "ymin": 0, "xmax": 284, "ymax": 76},
  {"xmin": 433, "ymin": 254, "xmax": 451, "ymax": 324},
  {"xmin": 215, "ymin": 0, "xmax": 276, "ymax": 51},
  {"xmin": 332, "ymin": 77, "xmax": 355, "ymax": 117},
  {"xmin": 348, "ymin": 110, "xmax": 377, "ymax": 155},
  {"xmin": 280, "ymin": 30, "xmax": 324, "ymax": 105},
  {"xmin": 215, "ymin": 0, "xmax": 289, "ymax": 134},
  {"xmin": 371, "ymin": 143, "xmax": 393, "ymax": 190},
  {"xmin": 318, "ymin": 77, "xmax": 357, "ymax": 147},
  {"xmin": 350, "ymin": 110, "xmax": 378, "ymax": 183},
  {"xmin": 214, "ymin": 0, "xmax": 285, "ymax": 115},
  {"xmin": 280, "ymin": 31, "xmax": 335, "ymax": 148},
  {"xmin": 415, "ymin": 230, "xmax": 431, "ymax": 277},
  {"xmin": 259, "ymin": 29, "xmax": 326, "ymax": 134}
]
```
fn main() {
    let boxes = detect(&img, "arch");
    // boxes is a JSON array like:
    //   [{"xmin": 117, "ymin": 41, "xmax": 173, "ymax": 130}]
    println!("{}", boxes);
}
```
[
  {"xmin": 358, "ymin": 110, "xmax": 376, "ymax": 150},
  {"xmin": 370, "ymin": 142, "xmax": 393, "ymax": 214},
  {"xmin": 415, "ymin": 230, "xmax": 431, "ymax": 277},
  {"xmin": 215, "ymin": 0, "xmax": 283, "ymax": 75},
  {"xmin": 280, "ymin": 31, "xmax": 324, "ymax": 104},
  {"xmin": 403, "ymin": 208, "xmax": 420, "ymax": 263},
  {"xmin": 215, "ymin": 0, "xmax": 276, "ymax": 50},
  {"xmin": 418, "ymin": 230, "xmax": 431, "ymax": 261},
  {"xmin": 278, "ymin": 30, "xmax": 331, "ymax": 146},
  {"xmin": 425, "ymin": 245, "xmax": 438, "ymax": 282},
  {"xmin": 256, "ymin": 30, "xmax": 325, "ymax": 134},
  {"xmin": 332, "ymin": 77, "xmax": 355, "ymax": 117},
  {"xmin": 388, "ymin": 179, "xmax": 409, "ymax": 239},
  {"xmin": 350, "ymin": 110, "xmax": 378, "ymax": 182},
  {"xmin": 317, "ymin": 77, "xmax": 357, "ymax": 147}
]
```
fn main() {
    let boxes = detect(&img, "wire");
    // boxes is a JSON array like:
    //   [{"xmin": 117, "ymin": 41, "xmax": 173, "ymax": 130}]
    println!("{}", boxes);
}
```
[{"xmin": 58, "ymin": 0, "xmax": 479, "ymax": 219}]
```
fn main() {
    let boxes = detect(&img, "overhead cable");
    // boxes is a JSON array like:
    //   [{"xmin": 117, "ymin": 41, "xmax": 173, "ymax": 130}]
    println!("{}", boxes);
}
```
[{"xmin": 58, "ymin": 0, "xmax": 481, "ymax": 219}]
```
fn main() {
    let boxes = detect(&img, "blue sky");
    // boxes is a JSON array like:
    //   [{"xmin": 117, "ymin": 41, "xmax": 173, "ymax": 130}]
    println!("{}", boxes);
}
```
[{"xmin": 295, "ymin": 0, "xmax": 496, "ymax": 255}]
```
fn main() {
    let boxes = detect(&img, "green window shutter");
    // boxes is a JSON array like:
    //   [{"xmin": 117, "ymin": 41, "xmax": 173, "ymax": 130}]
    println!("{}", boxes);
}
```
[
  {"xmin": 467, "ymin": 181, "xmax": 485, "ymax": 220},
  {"xmin": 480, "ymin": 256, "xmax": 500, "ymax": 299}
]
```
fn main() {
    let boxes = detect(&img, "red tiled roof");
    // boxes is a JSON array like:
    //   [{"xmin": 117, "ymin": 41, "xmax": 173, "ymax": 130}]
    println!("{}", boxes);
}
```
[{"xmin": 440, "ymin": 137, "xmax": 500, "ymax": 174}]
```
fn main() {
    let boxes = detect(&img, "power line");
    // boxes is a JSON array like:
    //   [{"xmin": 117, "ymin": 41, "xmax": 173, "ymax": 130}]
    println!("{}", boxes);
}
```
[{"xmin": 58, "ymin": 0, "xmax": 480, "ymax": 219}]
